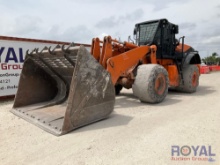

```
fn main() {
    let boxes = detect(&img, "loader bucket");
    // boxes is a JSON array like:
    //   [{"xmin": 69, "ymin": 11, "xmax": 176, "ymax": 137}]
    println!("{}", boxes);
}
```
[{"xmin": 11, "ymin": 45, "xmax": 115, "ymax": 136}]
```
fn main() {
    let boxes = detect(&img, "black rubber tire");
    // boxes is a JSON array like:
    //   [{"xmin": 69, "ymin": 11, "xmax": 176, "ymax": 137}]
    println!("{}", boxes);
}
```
[
  {"xmin": 132, "ymin": 64, "xmax": 169, "ymax": 103},
  {"xmin": 115, "ymin": 84, "xmax": 123, "ymax": 95},
  {"xmin": 175, "ymin": 65, "xmax": 199, "ymax": 93}
]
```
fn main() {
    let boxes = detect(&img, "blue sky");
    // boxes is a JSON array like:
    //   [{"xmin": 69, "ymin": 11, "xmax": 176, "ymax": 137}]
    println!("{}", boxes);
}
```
[{"xmin": 0, "ymin": 0, "xmax": 219, "ymax": 58}]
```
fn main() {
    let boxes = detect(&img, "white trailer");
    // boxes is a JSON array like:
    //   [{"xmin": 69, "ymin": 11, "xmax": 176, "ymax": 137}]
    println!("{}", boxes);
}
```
[{"xmin": 0, "ymin": 36, "xmax": 90, "ymax": 97}]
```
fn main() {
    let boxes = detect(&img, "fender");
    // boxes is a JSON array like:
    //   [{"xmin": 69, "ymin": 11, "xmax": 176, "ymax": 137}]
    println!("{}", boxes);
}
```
[{"xmin": 183, "ymin": 51, "xmax": 201, "ymax": 66}]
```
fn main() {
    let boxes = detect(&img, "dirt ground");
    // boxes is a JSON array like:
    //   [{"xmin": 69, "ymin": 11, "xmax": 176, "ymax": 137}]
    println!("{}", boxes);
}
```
[{"xmin": 0, "ymin": 72, "xmax": 220, "ymax": 165}]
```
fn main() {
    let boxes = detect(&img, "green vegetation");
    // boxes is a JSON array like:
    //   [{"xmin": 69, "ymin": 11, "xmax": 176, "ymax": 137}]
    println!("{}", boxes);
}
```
[{"xmin": 202, "ymin": 52, "xmax": 220, "ymax": 65}]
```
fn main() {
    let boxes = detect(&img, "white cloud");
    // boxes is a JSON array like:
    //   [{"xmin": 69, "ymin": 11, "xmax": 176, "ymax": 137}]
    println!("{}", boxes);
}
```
[
  {"xmin": 9, "ymin": 15, "xmax": 43, "ymax": 36},
  {"xmin": 0, "ymin": 0, "xmax": 219, "ymax": 57},
  {"xmin": 202, "ymin": 36, "xmax": 220, "ymax": 44},
  {"xmin": 98, "ymin": 33, "xmax": 109, "ymax": 39},
  {"xmin": 96, "ymin": 8, "xmax": 144, "ymax": 28}
]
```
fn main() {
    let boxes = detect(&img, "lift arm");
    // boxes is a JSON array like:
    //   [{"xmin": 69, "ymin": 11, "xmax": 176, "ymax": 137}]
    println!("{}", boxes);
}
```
[{"xmin": 91, "ymin": 36, "xmax": 157, "ymax": 85}]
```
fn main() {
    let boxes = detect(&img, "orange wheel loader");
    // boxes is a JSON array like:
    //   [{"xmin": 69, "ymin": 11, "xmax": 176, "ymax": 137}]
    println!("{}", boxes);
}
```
[{"xmin": 11, "ymin": 19, "xmax": 201, "ymax": 136}]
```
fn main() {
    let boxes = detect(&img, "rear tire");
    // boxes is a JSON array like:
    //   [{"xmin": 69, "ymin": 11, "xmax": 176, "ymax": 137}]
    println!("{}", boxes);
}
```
[
  {"xmin": 132, "ymin": 64, "xmax": 169, "ymax": 103},
  {"xmin": 175, "ymin": 65, "xmax": 199, "ymax": 93}
]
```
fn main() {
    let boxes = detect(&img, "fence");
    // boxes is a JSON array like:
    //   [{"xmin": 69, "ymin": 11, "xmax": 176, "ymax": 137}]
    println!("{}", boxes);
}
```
[{"xmin": 200, "ymin": 65, "xmax": 220, "ymax": 74}]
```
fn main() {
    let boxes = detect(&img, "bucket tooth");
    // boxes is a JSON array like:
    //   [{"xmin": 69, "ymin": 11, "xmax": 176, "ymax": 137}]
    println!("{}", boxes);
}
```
[
  {"xmin": 11, "ymin": 45, "xmax": 115, "ymax": 136},
  {"xmin": 40, "ymin": 46, "xmax": 49, "ymax": 54},
  {"xmin": 48, "ymin": 46, "xmax": 54, "ymax": 55},
  {"xmin": 66, "ymin": 43, "xmax": 75, "ymax": 51}
]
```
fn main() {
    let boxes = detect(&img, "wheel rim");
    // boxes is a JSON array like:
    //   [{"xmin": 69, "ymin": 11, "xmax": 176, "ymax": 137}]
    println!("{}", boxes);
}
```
[
  {"xmin": 192, "ymin": 72, "xmax": 198, "ymax": 87},
  {"xmin": 154, "ymin": 73, "xmax": 166, "ymax": 95}
]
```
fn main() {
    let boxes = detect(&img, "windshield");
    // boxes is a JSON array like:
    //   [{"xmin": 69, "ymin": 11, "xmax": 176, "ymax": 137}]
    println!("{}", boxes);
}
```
[{"xmin": 138, "ymin": 22, "xmax": 159, "ymax": 45}]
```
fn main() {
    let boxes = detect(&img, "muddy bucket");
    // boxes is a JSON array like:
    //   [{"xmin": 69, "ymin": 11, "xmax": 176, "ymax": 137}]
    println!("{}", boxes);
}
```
[{"xmin": 11, "ymin": 45, "xmax": 115, "ymax": 136}]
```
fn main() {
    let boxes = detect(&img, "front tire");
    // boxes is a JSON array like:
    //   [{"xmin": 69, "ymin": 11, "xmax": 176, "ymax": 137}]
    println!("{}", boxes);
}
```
[{"xmin": 132, "ymin": 64, "xmax": 169, "ymax": 103}]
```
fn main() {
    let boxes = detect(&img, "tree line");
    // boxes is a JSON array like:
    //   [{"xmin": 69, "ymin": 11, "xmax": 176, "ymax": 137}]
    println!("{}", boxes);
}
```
[{"xmin": 202, "ymin": 52, "xmax": 220, "ymax": 65}]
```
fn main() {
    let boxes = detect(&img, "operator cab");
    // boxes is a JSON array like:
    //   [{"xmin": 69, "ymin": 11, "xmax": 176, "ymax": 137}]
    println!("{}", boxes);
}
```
[{"xmin": 134, "ymin": 19, "xmax": 179, "ymax": 59}]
